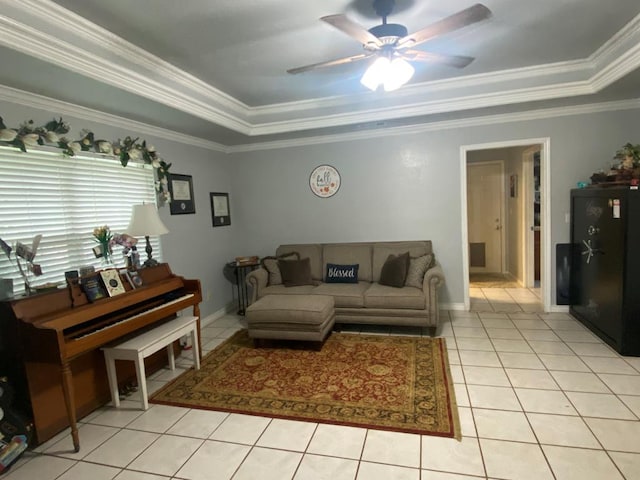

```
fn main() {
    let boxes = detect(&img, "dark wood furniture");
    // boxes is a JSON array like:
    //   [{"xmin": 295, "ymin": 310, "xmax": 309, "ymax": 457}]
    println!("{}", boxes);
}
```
[
  {"xmin": 0, "ymin": 264, "xmax": 201, "ymax": 452},
  {"xmin": 226, "ymin": 261, "xmax": 259, "ymax": 315},
  {"xmin": 570, "ymin": 187, "xmax": 640, "ymax": 355}
]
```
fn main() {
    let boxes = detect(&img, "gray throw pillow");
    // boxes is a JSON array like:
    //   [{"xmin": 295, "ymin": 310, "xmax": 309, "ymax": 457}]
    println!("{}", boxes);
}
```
[
  {"xmin": 278, "ymin": 257, "xmax": 313, "ymax": 287},
  {"xmin": 405, "ymin": 254, "xmax": 434, "ymax": 288},
  {"xmin": 379, "ymin": 252, "xmax": 410, "ymax": 288},
  {"xmin": 260, "ymin": 251, "xmax": 299, "ymax": 285}
]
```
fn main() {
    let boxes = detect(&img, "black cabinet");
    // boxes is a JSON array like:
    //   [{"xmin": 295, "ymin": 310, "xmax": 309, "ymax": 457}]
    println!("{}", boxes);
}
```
[{"xmin": 570, "ymin": 187, "xmax": 640, "ymax": 355}]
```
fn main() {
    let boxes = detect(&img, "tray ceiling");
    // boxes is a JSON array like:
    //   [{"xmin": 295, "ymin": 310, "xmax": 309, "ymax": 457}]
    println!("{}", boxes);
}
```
[{"xmin": 0, "ymin": 0, "xmax": 638, "ymax": 147}]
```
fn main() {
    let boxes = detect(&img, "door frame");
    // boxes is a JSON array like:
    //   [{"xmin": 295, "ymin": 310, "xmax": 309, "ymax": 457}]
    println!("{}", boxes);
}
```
[
  {"xmin": 522, "ymin": 147, "xmax": 540, "ymax": 288},
  {"xmin": 467, "ymin": 161, "xmax": 506, "ymax": 274},
  {"xmin": 460, "ymin": 138, "xmax": 551, "ymax": 312}
]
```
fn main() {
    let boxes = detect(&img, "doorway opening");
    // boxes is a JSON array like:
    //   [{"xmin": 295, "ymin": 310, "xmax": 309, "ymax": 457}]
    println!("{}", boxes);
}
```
[{"xmin": 461, "ymin": 139, "xmax": 550, "ymax": 312}]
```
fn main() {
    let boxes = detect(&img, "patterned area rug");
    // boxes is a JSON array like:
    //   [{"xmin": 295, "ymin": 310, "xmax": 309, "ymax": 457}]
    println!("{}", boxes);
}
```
[{"xmin": 151, "ymin": 330, "xmax": 460, "ymax": 438}]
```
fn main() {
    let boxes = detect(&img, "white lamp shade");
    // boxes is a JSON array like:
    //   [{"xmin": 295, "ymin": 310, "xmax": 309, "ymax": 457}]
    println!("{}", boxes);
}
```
[
  {"xmin": 384, "ymin": 58, "xmax": 414, "ymax": 92},
  {"xmin": 360, "ymin": 57, "xmax": 390, "ymax": 91},
  {"xmin": 360, "ymin": 56, "xmax": 415, "ymax": 92},
  {"xmin": 127, "ymin": 204, "xmax": 169, "ymax": 236}
]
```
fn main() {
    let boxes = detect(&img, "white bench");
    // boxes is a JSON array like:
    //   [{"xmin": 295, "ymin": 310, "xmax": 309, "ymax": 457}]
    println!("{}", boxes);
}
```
[{"xmin": 102, "ymin": 315, "xmax": 200, "ymax": 410}]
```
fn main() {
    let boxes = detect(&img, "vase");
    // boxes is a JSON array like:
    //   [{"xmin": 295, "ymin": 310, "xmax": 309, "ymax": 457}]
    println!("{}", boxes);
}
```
[{"xmin": 100, "ymin": 241, "xmax": 113, "ymax": 265}]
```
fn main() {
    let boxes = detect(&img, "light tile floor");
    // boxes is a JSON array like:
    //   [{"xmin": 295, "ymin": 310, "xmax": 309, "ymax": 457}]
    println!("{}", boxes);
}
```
[{"xmin": 6, "ymin": 290, "xmax": 640, "ymax": 480}]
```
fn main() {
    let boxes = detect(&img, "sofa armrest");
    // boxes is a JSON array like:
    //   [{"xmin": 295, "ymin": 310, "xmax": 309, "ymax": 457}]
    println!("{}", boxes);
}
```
[
  {"xmin": 422, "ymin": 262, "xmax": 445, "ymax": 327},
  {"xmin": 246, "ymin": 268, "xmax": 268, "ymax": 304}
]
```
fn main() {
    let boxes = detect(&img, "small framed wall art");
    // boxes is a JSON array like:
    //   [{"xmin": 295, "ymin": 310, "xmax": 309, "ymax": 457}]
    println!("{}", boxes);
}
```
[
  {"xmin": 210, "ymin": 192, "xmax": 231, "ymax": 227},
  {"xmin": 168, "ymin": 173, "xmax": 196, "ymax": 215},
  {"xmin": 309, "ymin": 165, "xmax": 341, "ymax": 198}
]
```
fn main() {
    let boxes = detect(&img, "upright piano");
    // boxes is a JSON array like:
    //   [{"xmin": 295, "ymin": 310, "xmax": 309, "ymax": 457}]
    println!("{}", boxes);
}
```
[{"xmin": 0, "ymin": 263, "xmax": 201, "ymax": 452}]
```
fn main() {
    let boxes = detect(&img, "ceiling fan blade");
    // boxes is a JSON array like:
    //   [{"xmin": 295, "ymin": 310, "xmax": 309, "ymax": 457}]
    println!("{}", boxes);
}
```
[
  {"xmin": 321, "ymin": 14, "xmax": 383, "ymax": 49},
  {"xmin": 403, "ymin": 49, "xmax": 475, "ymax": 68},
  {"xmin": 287, "ymin": 53, "xmax": 374, "ymax": 74},
  {"xmin": 397, "ymin": 3, "xmax": 492, "ymax": 49}
]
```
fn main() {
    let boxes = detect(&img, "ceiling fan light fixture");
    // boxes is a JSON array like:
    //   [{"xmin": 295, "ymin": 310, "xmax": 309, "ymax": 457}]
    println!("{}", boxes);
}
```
[
  {"xmin": 360, "ymin": 56, "xmax": 390, "ymax": 91},
  {"xmin": 383, "ymin": 58, "xmax": 414, "ymax": 91},
  {"xmin": 360, "ymin": 56, "xmax": 414, "ymax": 91}
]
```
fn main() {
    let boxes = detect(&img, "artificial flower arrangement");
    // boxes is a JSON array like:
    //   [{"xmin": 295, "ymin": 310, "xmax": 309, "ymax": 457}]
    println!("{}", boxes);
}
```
[
  {"xmin": 0, "ymin": 116, "xmax": 172, "ymax": 205},
  {"xmin": 92, "ymin": 226, "xmax": 138, "ymax": 265},
  {"xmin": 590, "ymin": 142, "xmax": 640, "ymax": 184}
]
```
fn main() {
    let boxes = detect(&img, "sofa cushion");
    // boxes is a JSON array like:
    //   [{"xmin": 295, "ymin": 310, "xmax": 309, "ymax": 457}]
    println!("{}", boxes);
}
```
[
  {"xmin": 405, "ymin": 254, "xmax": 434, "ymax": 288},
  {"xmin": 261, "ymin": 251, "xmax": 300, "ymax": 285},
  {"xmin": 325, "ymin": 263, "xmax": 359, "ymax": 283},
  {"xmin": 323, "ymin": 243, "xmax": 372, "ymax": 282},
  {"xmin": 262, "ymin": 285, "xmax": 317, "ymax": 296},
  {"xmin": 372, "ymin": 241, "xmax": 432, "ymax": 282},
  {"xmin": 277, "ymin": 244, "xmax": 323, "ymax": 280},
  {"xmin": 313, "ymin": 282, "xmax": 369, "ymax": 307},
  {"xmin": 379, "ymin": 252, "xmax": 410, "ymax": 288},
  {"xmin": 364, "ymin": 283, "xmax": 426, "ymax": 309},
  {"xmin": 279, "ymin": 257, "xmax": 313, "ymax": 286}
]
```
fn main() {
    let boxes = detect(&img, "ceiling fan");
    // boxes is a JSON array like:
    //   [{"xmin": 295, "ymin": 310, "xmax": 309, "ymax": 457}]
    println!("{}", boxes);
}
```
[{"xmin": 287, "ymin": 1, "xmax": 492, "ymax": 91}]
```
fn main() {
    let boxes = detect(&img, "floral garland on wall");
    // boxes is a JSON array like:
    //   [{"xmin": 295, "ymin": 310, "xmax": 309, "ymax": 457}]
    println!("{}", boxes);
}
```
[{"xmin": 0, "ymin": 116, "xmax": 172, "ymax": 205}]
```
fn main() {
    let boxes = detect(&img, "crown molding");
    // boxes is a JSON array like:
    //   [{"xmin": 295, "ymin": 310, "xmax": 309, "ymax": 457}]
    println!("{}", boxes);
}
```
[
  {"xmin": 0, "ymin": 84, "xmax": 228, "ymax": 153},
  {"xmin": 0, "ymin": 7, "xmax": 253, "ymax": 134},
  {"xmin": 1, "ymin": 2, "xmax": 639, "ymax": 138},
  {"xmin": 248, "ymin": 80, "xmax": 595, "ymax": 135},
  {"xmin": 228, "ymin": 98, "xmax": 640, "ymax": 153},
  {"xmin": 249, "ymin": 59, "xmax": 592, "ymax": 117},
  {"xmin": 2, "ymin": 80, "xmax": 638, "ymax": 155},
  {"xmin": 16, "ymin": 0, "xmax": 249, "ymax": 116}
]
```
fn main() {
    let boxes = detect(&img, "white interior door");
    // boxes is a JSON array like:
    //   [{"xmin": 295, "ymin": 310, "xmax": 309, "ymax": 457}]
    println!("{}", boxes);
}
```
[{"xmin": 467, "ymin": 162, "xmax": 503, "ymax": 273}]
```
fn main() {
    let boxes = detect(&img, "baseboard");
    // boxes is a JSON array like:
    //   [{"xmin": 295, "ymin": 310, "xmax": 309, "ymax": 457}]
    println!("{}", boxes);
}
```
[
  {"xmin": 440, "ymin": 303, "xmax": 466, "ymax": 311},
  {"xmin": 549, "ymin": 305, "xmax": 570, "ymax": 313},
  {"xmin": 201, "ymin": 304, "xmax": 233, "ymax": 327}
]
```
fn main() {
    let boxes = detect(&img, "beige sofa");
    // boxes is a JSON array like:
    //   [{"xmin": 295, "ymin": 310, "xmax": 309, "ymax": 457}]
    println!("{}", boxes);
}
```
[{"xmin": 246, "ymin": 241, "xmax": 445, "ymax": 333}]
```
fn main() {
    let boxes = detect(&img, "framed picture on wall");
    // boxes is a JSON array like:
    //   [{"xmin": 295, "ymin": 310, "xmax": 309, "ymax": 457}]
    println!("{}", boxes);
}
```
[
  {"xmin": 210, "ymin": 192, "xmax": 231, "ymax": 227},
  {"xmin": 510, "ymin": 174, "xmax": 518, "ymax": 198},
  {"xmin": 168, "ymin": 173, "xmax": 195, "ymax": 215}
]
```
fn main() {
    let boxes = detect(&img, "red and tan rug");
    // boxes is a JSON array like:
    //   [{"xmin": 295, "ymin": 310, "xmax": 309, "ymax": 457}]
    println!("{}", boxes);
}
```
[{"xmin": 151, "ymin": 330, "xmax": 460, "ymax": 438}]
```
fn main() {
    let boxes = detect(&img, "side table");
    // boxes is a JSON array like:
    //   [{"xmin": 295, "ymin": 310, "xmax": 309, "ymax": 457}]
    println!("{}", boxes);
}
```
[{"xmin": 226, "ymin": 261, "xmax": 259, "ymax": 315}]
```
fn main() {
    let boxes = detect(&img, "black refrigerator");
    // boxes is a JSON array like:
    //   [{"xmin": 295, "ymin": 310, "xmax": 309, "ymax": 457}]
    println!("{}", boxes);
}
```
[{"xmin": 570, "ymin": 187, "xmax": 640, "ymax": 356}]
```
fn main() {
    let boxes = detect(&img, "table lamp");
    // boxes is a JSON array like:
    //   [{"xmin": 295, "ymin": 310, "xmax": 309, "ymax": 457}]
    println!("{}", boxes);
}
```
[{"xmin": 126, "ymin": 204, "xmax": 169, "ymax": 267}]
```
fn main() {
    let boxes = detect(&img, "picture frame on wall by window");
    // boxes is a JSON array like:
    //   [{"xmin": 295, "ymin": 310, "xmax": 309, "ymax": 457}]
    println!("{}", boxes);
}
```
[
  {"xmin": 210, "ymin": 192, "xmax": 231, "ymax": 227},
  {"xmin": 168, "ymin": 173, "xmax": 195, "ymax": 215}
]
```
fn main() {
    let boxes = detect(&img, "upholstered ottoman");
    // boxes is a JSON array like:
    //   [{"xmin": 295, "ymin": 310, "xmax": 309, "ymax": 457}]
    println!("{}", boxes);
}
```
[{"xmin": 246, "ymin": 294, "xmax": 335, "ymax": 343}]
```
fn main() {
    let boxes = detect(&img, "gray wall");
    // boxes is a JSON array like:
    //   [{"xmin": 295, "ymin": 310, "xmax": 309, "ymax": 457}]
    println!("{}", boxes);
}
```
[
  {"xmin": 231, "ymin": 108, "xmax": 640, "ymax": 308},
  {"xmin": 3, "ymin": 97, "xmax": 639, "ymax": 311},
  {"xmin": 0, "ymin": 100, "xmax": 234, "ymax": 318}
]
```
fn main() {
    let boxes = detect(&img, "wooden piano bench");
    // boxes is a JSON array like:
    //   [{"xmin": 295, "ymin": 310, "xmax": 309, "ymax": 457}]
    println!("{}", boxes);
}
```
[{"xmin": 102, "ymin": 315, "xmax": 200, "ymax": 410}]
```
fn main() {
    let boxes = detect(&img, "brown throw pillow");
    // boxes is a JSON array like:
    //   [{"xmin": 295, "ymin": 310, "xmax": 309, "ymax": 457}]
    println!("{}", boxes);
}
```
[
  {"xmin": 278, "ymin": 257, "xmax": 313, "ymax": 287},
  {"xmin": 260, "ymin": 251, "xmax": 299, "ymax": 285},
  {"xmin": 379, "ymin": 252, "xmax": 410, "ymax": 288}
]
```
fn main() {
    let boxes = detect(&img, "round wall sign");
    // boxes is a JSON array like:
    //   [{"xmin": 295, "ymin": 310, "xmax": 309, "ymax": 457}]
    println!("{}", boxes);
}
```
[{"xmin": 309, "ymin": 165, "xmax": 341, "ymax": 198}]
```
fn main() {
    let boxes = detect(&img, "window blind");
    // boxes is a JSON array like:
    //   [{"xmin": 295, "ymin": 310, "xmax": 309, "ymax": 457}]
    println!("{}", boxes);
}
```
[{"xmin": 0, "ymin": 146, "xmax": 162, "ymax": 294}]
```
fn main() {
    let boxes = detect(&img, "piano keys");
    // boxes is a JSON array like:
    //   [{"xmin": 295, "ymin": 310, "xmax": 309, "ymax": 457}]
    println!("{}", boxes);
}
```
[{"xmin": 0, "ymin": 263, "xmax": 202, "ymax": 452}]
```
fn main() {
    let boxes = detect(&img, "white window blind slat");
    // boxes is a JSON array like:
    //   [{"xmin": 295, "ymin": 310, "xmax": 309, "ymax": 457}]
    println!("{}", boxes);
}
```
[{"xmin": 0, "ymin": 146, "xmax": 162, "ymax": 294}]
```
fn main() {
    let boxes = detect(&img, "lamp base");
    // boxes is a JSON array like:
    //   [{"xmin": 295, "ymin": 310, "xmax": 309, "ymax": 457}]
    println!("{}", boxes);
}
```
[{"xmin": 143, "ymin": 258, "xmax": 159, "ymax": 268}]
